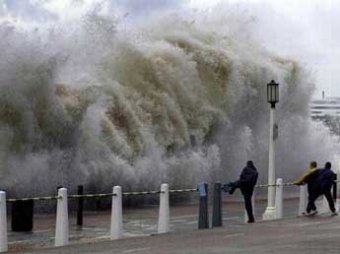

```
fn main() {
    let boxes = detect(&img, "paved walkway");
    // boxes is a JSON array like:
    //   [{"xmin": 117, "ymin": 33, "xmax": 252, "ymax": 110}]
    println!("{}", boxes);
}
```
[
  {"xmin": 8, "ymin": 197, "xmax": 297, "ymax": 250},
  {"xmin": 20, "ymin": 213, "xmax": 340, "ymax": 254},
  {"xmin": 6, "ymin": 196, "xmax": 339, "ymax": 253}
]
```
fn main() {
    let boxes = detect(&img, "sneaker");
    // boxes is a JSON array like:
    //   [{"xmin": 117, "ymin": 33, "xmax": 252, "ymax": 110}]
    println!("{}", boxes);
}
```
[
  {"xmin": 331, "ymin": 211, "xmax": 338, "ymax": 216},
  {"xmin": 304, "ymin": 210, "xmax": 317, "ymax": 216},
  {"xmin": 247, "ymin": 219, "xmax": 255, "ymax": 223}
]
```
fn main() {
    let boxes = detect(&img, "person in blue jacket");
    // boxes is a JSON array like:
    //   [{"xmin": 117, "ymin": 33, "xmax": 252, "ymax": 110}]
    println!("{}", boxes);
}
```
[
  {"xmin": 314, "ymin": 162, "xmax": 337, "ymax": 215},
  {"xmin": 227, "ymin": 160, "xmax": 258, "ymax": 223}
]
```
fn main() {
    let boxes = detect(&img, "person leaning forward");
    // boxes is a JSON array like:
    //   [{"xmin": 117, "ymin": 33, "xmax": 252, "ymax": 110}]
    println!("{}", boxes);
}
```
[
  {"xmin": 294, "ymin": 161, "xmax": 337, "ymax": 216},
  {"xmin": 294, "ymin": 161, "xmax": 319, "ymax": 215}
]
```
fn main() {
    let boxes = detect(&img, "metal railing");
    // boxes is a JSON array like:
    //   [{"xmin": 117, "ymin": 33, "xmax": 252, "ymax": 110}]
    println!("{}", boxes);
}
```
[{"xmin": 1, "ymin": 179, "xmax": 338, "ymax": 253}]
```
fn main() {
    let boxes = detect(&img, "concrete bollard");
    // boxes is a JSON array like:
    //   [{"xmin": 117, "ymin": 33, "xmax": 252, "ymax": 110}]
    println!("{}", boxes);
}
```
[
  {"xmin": 110, "ymin": 186, "xmax": 123, "ymax": 240},
  {"xmin": 298, "ymin": 185, "xmax": 307, "ymax": 215},
  {"xmin": 275, "ymin": 178, "xmax": 283, "ymax": 219},
  {"xmin": 212, "ymin": 182, "xmax": 222, "ymax": 227},
  {"xmin": 158, "ymin": 183, "xmax": 170, "ymax": 233},
  {"xmin": 55, "ymin": 188, "xmax": 69, "ymax": 247},
  {"xmin": 0, "ymin": 191, "xmax": 8, "ymax": 253},
  {"xmin": 320, "ymin": 196, "xmax": 328, "ymax": 214}
]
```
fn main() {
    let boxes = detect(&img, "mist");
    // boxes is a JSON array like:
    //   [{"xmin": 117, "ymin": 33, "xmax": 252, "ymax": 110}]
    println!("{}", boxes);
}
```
[{"xmin": 0, "ymin": 1, "xmax": 338, "ymax": 197}]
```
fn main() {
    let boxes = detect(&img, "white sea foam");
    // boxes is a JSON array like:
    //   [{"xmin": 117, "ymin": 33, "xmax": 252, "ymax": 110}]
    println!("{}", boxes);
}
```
[{"xmin": 0, "ymin": 1, "xmax": 337, "ymax": 196}]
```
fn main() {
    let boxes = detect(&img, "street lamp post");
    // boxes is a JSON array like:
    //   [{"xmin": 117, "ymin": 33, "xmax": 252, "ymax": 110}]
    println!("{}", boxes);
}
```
[{"xmin": 263, "ymin": 80, "xmax": 279, "ymax": 220}]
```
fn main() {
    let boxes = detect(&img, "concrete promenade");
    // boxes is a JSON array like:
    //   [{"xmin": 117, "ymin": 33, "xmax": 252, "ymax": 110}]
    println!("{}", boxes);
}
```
[
  {"xmin": 21, "ymin": 212, "xmax": 340, "ymax": 254},
  {"xmin": 6, "ymin": 197, "xmax": 340, "ymax": 253}
]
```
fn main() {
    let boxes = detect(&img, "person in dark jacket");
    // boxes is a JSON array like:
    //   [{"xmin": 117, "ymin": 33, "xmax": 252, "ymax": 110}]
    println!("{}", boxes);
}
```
[
  {"xmin": 226, "ymin": 160, "xmax": 258, "ymax": 223},
  {"xmin": 314, "ymin": 162, "xmax": 337, "ymax": 215}
]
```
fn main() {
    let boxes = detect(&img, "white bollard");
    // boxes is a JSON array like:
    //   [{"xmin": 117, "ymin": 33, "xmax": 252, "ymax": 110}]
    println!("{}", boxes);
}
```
[
  {"xmin": 275, "ymin": 178, "xmax": 283, "ymax": 219},
  {"xmin": 336, "ymin": 199, "xmax": 340, "ymax": 212},
  {"xmin": 320, "ymin": 196, "xmax": 329, "ymax": 214},
  {"xmin": 110, "ymin": 186, "xmax": 123, "ymax": 240},
  {"xmin": 0, "ymin": 191, "xmax": 8, "ymax": 253},
  {"xmin": 158, "ymin": 183, "xmax": 170, "ymax": 233},
  {"xmin": 55, "ymin": 188, "xmax": 69, "ymax": 247},
  {"xmin": 298, "ymin": 185, "xmax": 307, "ymax": 215},
  {"xmin": 244, "ymin": 191, "xmax": 256, "ymax": 223},
  {"xmin": 317, "ymin": 195, "xmax": 339, "ymax": 214}
]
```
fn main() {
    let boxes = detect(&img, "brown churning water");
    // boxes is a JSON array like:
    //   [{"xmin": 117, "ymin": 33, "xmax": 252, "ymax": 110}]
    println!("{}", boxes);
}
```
[{"xmin": 0, "ymin": 1, "xmax": 338, "ymax": 196}]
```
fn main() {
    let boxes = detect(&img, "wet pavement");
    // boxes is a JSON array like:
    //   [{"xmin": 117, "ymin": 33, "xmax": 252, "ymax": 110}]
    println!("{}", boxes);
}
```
[
  {"xmin": 6, "ymin": 196, "xmax": 307, "ymax": 252},
  {"xmin": 10, "ymin": 199, "xmax": 340, "ymax": 254}
]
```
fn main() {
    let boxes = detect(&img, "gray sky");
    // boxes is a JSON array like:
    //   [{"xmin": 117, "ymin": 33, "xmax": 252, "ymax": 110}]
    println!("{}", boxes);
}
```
[
  {"xmin": 1, "ymin": 0, "xmax": 339, "ymax": 98},
  {"xmin": 193, "ymin": 0, "xmax": 340, "ymax": 99}
]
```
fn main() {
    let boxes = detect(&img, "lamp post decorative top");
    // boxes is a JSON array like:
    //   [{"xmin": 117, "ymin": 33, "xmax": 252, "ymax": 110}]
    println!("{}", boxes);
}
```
[{"xmin": 267, "ymin": 80, "xmax": 279, "ymax": 108}]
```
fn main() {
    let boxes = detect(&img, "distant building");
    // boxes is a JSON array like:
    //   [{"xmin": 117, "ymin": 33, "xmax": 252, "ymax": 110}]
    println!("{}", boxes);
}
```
[{"xmin": 310, "ymin": 92, "xmax": 340, "ymax": 120}]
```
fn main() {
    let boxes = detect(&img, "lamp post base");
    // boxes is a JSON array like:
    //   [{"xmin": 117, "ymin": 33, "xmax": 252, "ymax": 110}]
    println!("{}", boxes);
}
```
[{"xmin": 262, "ymin": 206, "xmax": 277, "ymax": 220}]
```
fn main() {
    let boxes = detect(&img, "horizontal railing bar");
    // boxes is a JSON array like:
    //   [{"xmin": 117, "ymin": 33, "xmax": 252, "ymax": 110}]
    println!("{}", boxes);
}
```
[
  {"xmin": 68, "ymin": 193, "xmax": 117, "ymax": 198},
  {"xmin": 6, "ymin": 180, "xmax": 337, "ymax": 202},
  {"xmin": 122, "ymin": 191, "xmax": 161, "ymax": 196},
  {"xmin": 169, "ymin": 188, "xmax": 198, "ymax": 193},
  {"xmin": 7, "ymin": 196, "xmax": 60, "ymax": 202}
]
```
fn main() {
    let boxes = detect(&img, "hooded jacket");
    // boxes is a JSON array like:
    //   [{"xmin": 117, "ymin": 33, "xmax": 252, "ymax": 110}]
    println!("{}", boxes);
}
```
[{"xmin": 239, "ymin": 161, "xmax": 258, "ymax": 194}]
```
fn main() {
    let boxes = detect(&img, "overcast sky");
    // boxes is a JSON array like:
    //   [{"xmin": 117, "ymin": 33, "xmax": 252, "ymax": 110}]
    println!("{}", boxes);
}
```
[
  {"xmin": 192, "ymin": 0, "xmax": 340, "ymax": 99},
  {"xmin": 1, "ymin": 0, "xmax": 339, "ymax": 98}
]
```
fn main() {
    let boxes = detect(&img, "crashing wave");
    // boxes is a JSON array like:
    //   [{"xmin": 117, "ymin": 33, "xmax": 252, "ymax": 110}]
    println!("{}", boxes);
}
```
[{"xmin": 0, "ymin": 3, "xmax": 337, "ymax": 196}]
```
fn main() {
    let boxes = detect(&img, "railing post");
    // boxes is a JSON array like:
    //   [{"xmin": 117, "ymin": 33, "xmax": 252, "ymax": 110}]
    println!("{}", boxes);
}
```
[
  {"xmin": 110, "ymin": 186, "xmax": 123, "ymax": 240},
  {"xmin": 55, "ymin": 188, "xmax": 69, "ymax": 247},
  {"xmin": 11, "ymin": 200, "xmax": 34, "ymax": 232},
  {"xmin": 0, "ymin": 191, "xmax": 8, "ymax": 253},
  {"xmin": 158, "ymin": 183, "xmax": 170, "ymax": 233},
  {"xmin": 298, "ymin": 185, "xmax": 307, "ymax": 215},
  {"xmin": 212, "ymin": 182, "xmax": 222, "ymax": 227},
  {"xmin": 77, "ymin": 185, "xmax": 83, "ymax": 227},
  {"xmin": 198, "ymin": 183, "xmax": 209, "ymax": 229},
  {"xmin": 275, "ymin": 178, "xmax": 283, "ymax": 219},
  {"xmin": 320, "ymin": 196, "xmax": 328, "ymax": 214}
]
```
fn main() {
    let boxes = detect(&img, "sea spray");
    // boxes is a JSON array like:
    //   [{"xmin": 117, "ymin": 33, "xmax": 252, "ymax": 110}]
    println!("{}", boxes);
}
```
[{"xmin": 0, "ymin": 3, "xmax": 338, "ymax": 197}]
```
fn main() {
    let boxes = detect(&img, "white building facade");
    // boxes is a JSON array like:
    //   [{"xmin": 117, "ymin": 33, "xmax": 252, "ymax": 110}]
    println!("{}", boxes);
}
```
[{"xmin": 310, "ymin": 97, "xmax": 340, "ymax": 119}]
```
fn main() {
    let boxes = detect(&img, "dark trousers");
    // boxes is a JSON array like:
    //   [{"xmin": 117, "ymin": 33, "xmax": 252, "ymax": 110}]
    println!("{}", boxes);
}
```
[
  {"xmin": 228, "ymin": 182, "xmax": 255, "ymax": 221},
  {"xmin": 243, "ymin": 192, "xmax": 254, "ymax": 222},
  {"xmin": 324, "ymin": 190, "xmax": 336, "ymax": 212},
  {"xmin": 307, "ymin": 190, "xmax": 335, "ymax": 213},
  {"xmin": 306, "ymin": 193, "xmax": 317, "ymax": 213}
]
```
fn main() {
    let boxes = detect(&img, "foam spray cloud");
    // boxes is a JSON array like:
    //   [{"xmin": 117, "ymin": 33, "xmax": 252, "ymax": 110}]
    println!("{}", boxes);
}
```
[{"xmin": 0, "ymin": 1, "xmax": 338, "ymax": 196}]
